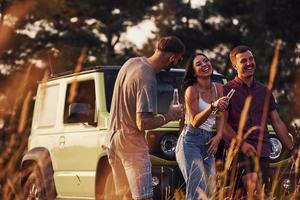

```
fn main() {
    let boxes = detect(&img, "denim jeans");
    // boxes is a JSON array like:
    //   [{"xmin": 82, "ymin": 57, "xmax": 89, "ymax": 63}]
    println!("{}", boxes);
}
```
[
  {"xmin": 108, "ymin": 136, "xmax": 153, "ymax": 200},
  {"xmin": 175, "ymin": 124, "xmax": 216, "ymax": 200}
]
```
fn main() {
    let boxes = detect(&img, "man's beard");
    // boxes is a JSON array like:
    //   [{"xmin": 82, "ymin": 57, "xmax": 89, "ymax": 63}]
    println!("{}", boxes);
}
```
[
  {"xmin": 165, "ymin": 66, "xmax": 171, "ymax": 72},
  {"xmin": 165, "ymin": 61, "xmax": 175, "ymax": 72}
]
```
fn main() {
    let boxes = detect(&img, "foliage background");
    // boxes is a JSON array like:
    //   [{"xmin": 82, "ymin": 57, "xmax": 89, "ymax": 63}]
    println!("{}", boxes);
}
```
[{"xmin": 0, "ymin": 0, "xmax": 299, "ymax": 130}]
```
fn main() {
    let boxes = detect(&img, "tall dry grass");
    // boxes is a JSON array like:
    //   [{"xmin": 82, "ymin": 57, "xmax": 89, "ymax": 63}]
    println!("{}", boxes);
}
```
[
  {"xmin": 0, "ymin": 67, "xmax": 39, "ymax": 200},
  {"xmin": 0, "ymin": 1, "xmax": 82, "ymax": 199},
  {"xmin": 0, "ymin": 1, "xmax": 41, "ymax": 199}
]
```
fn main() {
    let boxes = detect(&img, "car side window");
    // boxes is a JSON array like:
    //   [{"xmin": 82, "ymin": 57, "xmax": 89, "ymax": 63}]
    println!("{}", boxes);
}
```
[
  {"xmin": 37, "ymin": 84, "xmax": 60, "ymax": 128},
  {"xmin": 104, "ymin": 71, "xmax": 118, "ymax": 112},
  {"xmin": 64, "ymin": 80, "xmax": 96, "ymax": 124}
]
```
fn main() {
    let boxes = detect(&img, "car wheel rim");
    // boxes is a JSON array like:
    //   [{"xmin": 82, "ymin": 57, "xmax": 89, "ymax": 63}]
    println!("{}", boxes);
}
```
[{"xmin": 27, "ymin": 183, "xmax": 41, "ymax": 200}]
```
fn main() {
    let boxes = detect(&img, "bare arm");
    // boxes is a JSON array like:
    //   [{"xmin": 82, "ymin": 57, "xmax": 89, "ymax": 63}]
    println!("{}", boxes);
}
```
[
  {"xmin": 136, "ymin": 113, "xmax": 168, "ymax": 131},
  {"xmin": 136, "ymin": 104, "xmax": 183, "ymax": 131},
  {"xmin": 215, "ymin": 115, "xmax": 224, "ymax": 136},
  {"xmin": 270, "ymin": 110, "xmax": 293, "ymax": 150}
]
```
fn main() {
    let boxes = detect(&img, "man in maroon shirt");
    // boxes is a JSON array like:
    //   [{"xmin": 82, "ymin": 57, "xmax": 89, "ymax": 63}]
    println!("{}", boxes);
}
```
[{"xmin": 223, "ymin": 45, "xmax": 294, "ymax": 196}]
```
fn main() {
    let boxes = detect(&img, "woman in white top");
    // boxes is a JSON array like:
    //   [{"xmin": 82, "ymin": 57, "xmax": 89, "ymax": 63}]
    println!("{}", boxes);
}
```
[{"xmin": 175, "ymin": 53, "xmax": 228, "ymax": 199}]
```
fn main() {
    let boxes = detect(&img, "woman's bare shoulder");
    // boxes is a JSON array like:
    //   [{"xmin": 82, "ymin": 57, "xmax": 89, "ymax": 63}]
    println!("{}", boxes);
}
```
[{"xmin": 185, "ymin": 84, "xmax": 198, "ymax": 98}]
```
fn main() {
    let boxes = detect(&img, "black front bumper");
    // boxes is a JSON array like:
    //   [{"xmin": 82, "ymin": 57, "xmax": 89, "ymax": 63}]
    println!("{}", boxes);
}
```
[
  {"xmin": 152, "ymin": 165, "xmax": 185, "ymax": 200},
  {"xmin": 151, "ymin": 164, "xmax": 300, "ymax": 199}
]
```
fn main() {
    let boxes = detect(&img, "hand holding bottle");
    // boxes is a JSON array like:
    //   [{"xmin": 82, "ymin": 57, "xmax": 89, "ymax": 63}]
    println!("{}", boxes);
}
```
[{"xmin": 166, "ymin": 88, "xmax": 183, "ymax": 121}]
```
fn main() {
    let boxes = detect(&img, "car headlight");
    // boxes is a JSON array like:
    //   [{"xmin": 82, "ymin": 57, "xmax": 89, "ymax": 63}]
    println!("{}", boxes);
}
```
[
  {"xmin": 152, "ymin": 176, "xmax": 160, "ymax": 187},
  {"xmin": 160, "ymin": 134, "xmax": 177, "ymax": 160},
  {"xmin": 282, "ymin": 178, "xmax": 292, "ymax": 190},
  {"xmin": 270, "ymin": 137, "xmax": 282, "ymax": 160}
]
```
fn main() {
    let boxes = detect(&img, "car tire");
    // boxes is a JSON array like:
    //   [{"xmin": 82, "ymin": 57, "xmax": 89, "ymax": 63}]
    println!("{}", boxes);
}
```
[
  {"xmin": 96, "ymin": 165, "xmax": 118, "ymax": 200},
  {"xmin": 103, "ymin": 170, "xmax": 118, "ymax": 199},
  {"xmin": 23, "ymin": 166, "xmax": 47, "ymax": 200}
]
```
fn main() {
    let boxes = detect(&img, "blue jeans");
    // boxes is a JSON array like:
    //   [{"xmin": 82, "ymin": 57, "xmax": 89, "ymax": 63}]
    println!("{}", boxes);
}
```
[{"xmin": 175, "ymin": 124, "xmax": 216, "ymax": 200}]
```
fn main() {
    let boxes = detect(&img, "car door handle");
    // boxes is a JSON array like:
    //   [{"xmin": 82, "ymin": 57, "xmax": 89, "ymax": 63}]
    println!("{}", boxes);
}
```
[{"xmin": 59, "ymin": 136, "xmax": 65, "ymax": 148}]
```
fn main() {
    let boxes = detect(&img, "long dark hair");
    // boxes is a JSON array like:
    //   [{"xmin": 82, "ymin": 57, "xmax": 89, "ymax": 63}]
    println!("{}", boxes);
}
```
[{"xmin": 182, "ymin": 52, "xmax": 209, "ymax": 95}]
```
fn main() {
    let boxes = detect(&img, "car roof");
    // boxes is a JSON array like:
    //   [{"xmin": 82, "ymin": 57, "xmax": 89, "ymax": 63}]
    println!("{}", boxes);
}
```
[
  {"xmin": 48, "ymin": 66, "xmax": 120, "ymax": 81},
  {"xmin": 48, "ymin": 65, "xmax": 225, "ymax": 81}
]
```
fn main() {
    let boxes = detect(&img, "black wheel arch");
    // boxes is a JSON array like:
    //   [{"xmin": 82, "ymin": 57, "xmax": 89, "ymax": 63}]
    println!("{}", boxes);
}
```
[
  {"xmin": 95, "ymin": 153, "xmax": 112, "ymax": 199},
  {"xmin": 21, "ymin": 147, "xmax": 57, "ymax": 198}
]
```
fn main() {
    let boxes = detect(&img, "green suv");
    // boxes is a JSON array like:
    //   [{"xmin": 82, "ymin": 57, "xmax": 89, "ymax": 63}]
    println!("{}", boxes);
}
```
[{"xmin": 20, "ymin": 66, "xmax": 294, "ymax": 199}]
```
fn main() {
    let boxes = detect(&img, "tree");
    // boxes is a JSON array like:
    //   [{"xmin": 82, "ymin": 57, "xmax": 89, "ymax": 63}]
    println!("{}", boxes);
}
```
[
  {"xmin": 204, "ymin": 0, "xmax": 300, "ymax": 121},
  {"xmin": 146, "ymin": 0, "xmax": 300, "ymax": 122},
  {"xmin": 0, "ymin": 0, "xmax": 159, "ymax": 77}
]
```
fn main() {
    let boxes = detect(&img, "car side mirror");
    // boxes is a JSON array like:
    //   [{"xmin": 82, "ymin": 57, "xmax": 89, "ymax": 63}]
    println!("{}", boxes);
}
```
[{"xmin": 68, "ymin": 103, "xmax": 95, "ymax": 124}]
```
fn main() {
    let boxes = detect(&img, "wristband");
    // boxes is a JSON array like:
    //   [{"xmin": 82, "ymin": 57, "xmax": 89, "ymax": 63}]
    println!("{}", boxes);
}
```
[{"xmin": 210, "ymin": 102, "xmax": 218, "ymax": 111}]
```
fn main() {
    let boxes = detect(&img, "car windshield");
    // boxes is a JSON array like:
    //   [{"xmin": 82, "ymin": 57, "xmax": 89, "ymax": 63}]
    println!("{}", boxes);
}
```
[{"xmin": 104, "ymin": 70, "xmax": 226, "ymax": 113}]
